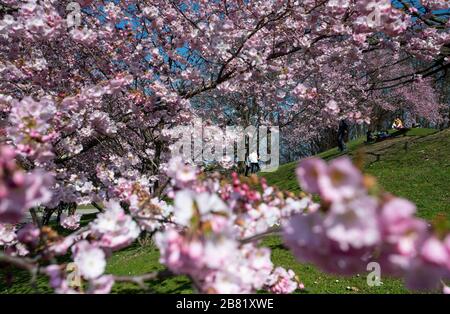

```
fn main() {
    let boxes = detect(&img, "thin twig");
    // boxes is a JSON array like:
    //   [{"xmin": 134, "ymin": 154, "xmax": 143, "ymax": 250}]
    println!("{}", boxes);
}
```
[
  {"xmin": 113, "ymin": 269, "xmax": 173, "ymax": 290},
  {"xmin": 240, "ymin": 226, "xmax": 282, "ymax": 244}
]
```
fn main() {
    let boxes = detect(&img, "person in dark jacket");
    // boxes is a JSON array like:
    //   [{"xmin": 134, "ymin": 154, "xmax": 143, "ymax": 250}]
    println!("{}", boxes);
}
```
[
  {"xmin": 366, "ymin": 130, "xmax": 375, "ymax": 143},
  {"xmin": 338, "ymin": 119, "xmax": 349, "ymax": 152}
]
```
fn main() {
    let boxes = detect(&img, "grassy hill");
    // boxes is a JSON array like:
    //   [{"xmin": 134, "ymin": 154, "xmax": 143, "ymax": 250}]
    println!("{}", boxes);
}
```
[
  {"xmin": 262, "ymin": 128, "xmax": 450, "ymax": 221},
  {"xmin": 1, "ymin": 128, "xmax": 449, "ymax": 294},
  {"xmin": 258, "ymin": 127, "xmax": 450, "ymax": 294}
]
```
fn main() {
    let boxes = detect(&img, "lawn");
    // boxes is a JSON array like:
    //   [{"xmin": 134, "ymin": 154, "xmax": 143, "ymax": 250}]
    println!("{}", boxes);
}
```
[
  {"xmin": 1, "ymin": 128, "xmax": 449, "ymax": 294},
  {"xmin": 260, "ymin": 128, "xmax": 449, "ymax": 294}
]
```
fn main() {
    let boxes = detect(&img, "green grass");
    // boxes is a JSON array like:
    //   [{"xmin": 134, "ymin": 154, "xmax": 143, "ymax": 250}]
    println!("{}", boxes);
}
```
[
  {"xmin": 106, "ymin": 242, "xmax": 193, "ymax": 294},
  {"xmin": 0, "ymin": 241, "xmax": 192, "ymax": 294},
  {"xmin": 1, "ymin": 128, "xmax": 448, "ymax": 294},
  {"xmin": 262, "ymin": 127, "xmax": 449, "ymax": 221},
  {"xmin": 259, "ymin": 128, "xmax": 449, "ymax": 294},
  {"xmin": 262, "ymin": 236, "xmax": 406, "ymax": 294}
]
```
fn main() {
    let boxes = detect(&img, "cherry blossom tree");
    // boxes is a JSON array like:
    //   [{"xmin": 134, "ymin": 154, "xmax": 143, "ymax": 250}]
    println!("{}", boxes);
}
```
[{"xmin": 0, "ymin": 0, "xmax": 449, "ymax": 294}]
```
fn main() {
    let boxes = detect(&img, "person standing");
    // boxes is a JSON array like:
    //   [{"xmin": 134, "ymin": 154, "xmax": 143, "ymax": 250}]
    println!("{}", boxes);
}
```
[
  {"xmin": 248, "ymin": 150, "xmax": 260, "ymax": 174},
  {"xmin": 338, "ymin": 119, "xmax": 349, "ymax": 152},
  {"xmin": 244, "ymin": 154, "xmax": 250, "ymax": 176}
]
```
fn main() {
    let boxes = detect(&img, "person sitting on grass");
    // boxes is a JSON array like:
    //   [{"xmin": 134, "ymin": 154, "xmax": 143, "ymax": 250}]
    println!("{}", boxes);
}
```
[
  {"xmin": 366, "ymin": 130, "xmax": 375, "ymax": 143},
  {"xmin": 392, "ymin": 117, "xmax": 404, "ymax": 130},
  {"xmin": 375, "ymin": 130, "xmax": 390, "ymax": 141}
]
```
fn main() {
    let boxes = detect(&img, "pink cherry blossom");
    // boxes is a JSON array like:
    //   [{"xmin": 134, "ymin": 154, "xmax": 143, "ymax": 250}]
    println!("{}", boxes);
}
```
[
  {"xmin": 17, "ymin": 223, "xmax": 40, "ymax": 247},
  {"xmin": 171, "ymin": 190, "xmax": 228, "ymax": 227},
  {"xmin": 0, "ymin": 223, "xmax": 17, "ymax": 246},
  {"xmin": 317, "ymin": 157, "xmax": 364, "ymax": 203},
  {"xmin": 296, "ymin": 158, "xmax": 327, "ymax": 194},
  {"xmin": 0, "ymin": 145, "xmax": 53, "ymax": 223},
  {"xmin": 72, "ymin": 240, "xmax": 106, "ymax": 280},
  {"xmin": 60, "ymin": 213, "xmax": 82, "ymax": 230},
  {"xmin": 90, "ymin": 200, "xmax": 140, "ymax": 250},
  {"xmin": 326, "ymin": 196, "xmax": 380, "ymax": 251},
  {"xmin": 265, "ymin": 267, "xmax": 298, "ymax": 294}
]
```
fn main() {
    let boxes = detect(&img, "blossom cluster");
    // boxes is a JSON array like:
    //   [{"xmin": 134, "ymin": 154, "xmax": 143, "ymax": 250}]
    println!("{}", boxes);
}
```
[
  {"xmin": 60, "ymin": 213, "xmax": 82, "ymax": 230},
  {"xmin": 284, "ymin": 157, "xmax": 450, "ymax": 291},
  {"xmin": 0, "ymin": 145, "xmax": 53, "ymax": 223},
  {"xmin": 0, "ymin": 0, "xmax": 63, "ymax": 41},
  {"xmin": 43, "ymin": 201, "xmax": 141, "ymax": 293},
  {"xmin": 0, "ymin": 222, "xmax": 41, "ymax": 257},
  {"xmin": 113, "ymin": 177, "xmax": 174, "ymax": 233},
  {"xmin": 154, "ymin": 160, "xmax": 306, "ymax": 293},
  {"xmin": 353, "ymin": 0, "xmax": 410, "ymax": 37},
  {"xmin": 1, "ymin": 153, "xmax": 449, "ymax": 294},
  {"xmin": 89, "ymin": 200, "xmax": 141, "ymax": 250},
  {"xmin": 7, "ymin": 97, "xmax": 57, "ymax": 164},
  {"xmin": 265, "ymin": 267, "xmax": 301, "ymax": 294}
]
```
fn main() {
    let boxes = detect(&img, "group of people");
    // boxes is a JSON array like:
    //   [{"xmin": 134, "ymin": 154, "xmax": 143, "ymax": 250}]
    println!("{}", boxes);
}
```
[
  {"xmin": 366, "ymin": 116, "xmax": 410, "ymax": 143},
  {"xmin": 243, "ymin": 116, "xmax": 410, "ymax": 174},
  {"xmin": 366, "ymin": 129, "xmax": 389, "ymax": 143},
  {"xmin": 340, "ymin": 116, "xmax": 411, "ymax": 149}
]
